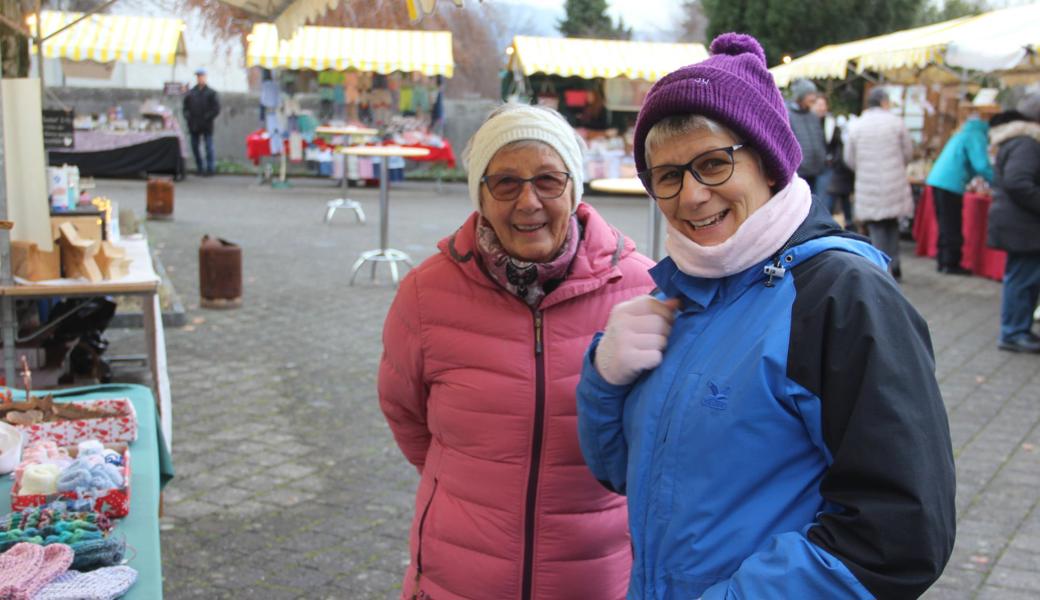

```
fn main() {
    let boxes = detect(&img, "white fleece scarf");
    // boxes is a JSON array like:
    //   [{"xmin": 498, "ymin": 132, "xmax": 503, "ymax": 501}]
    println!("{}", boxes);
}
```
[{"xmin": 664, "ymin": 176, "xmax": 813, "ymax": 279}]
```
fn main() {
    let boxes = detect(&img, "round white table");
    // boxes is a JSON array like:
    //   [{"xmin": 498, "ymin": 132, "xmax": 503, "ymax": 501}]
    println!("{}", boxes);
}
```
[
  {"xmin": 337, "ymin": 145, "xmax": 431, "ymax": 285},
  {"xmin": 315, "ymin": 125, "xmax": 378, "ymax": 138},
  {"xmin": 589, "ymin": 177, "xmax": 662, "ymax": 261}
]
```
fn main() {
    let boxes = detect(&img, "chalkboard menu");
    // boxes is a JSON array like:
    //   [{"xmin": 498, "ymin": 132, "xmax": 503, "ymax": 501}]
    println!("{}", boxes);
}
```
[{"xmin": 42, "ymin": 109, "xmax": 75, "ymax": 149}]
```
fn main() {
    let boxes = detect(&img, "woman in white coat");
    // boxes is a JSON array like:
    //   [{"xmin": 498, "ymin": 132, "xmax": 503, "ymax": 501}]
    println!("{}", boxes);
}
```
[{"xmin": 844, "ymin": 87, "xmax": 914, "ymax": 279}]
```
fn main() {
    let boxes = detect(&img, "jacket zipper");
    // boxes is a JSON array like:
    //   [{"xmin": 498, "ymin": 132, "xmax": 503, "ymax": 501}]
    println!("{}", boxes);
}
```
[
  {"xmin": 412, "ymin": 478, "xmax": 439, "ymax": 599},
  {"xmin": 521, "ymin": 310, "xmax": 545, "ymax": 600}
]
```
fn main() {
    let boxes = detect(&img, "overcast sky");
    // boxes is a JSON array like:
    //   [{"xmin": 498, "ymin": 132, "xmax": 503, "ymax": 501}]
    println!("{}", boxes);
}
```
[{"xmin": 500, "ymin": 0, "xmax": 685, "ymax": 41}]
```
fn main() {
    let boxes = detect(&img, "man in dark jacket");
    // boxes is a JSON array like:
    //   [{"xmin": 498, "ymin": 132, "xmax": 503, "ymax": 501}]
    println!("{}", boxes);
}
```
[
  {"xmin": 987, "ymin": 94, "xmax": 1040, "ymax": 353},
  {"xmin": 183, "ymin": 68, "xmax": 220, "ymax": 175},
  {"xmin": 786, "ymin": 78, "xmax": 827, "ymax": 190}
]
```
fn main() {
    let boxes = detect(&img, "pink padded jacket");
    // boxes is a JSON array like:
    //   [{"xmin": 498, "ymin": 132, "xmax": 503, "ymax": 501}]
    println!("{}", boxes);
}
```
[{"xmin": 379, "ymin": 203, "xmax": 655, "ymax": 600}]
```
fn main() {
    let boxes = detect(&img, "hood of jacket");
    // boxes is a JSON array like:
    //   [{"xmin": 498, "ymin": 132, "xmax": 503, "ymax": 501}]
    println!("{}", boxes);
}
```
[
  {"xmin": 437, "ymin": 202, "xmax": 633, "ymax": 308},
  {"xmin": 989, "ymin": 120, "xmax": 1040, "ymax": 150}
]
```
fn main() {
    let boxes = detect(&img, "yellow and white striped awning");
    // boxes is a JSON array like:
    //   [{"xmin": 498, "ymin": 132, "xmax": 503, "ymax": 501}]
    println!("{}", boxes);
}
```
[
  {"xmin": 27, "ymin": 10, "xmax": 186, "ymax": 66},
  {"xmin": 508, "ymin": 35, "xmax": 708, "ymax": 82},
  {"xmin": 770, "ymin": 2, "xmax": 1040, "ymax": 86},
  {"xmin": 246, "ymin": 23, "xmax": 454, "ymax": 77}
]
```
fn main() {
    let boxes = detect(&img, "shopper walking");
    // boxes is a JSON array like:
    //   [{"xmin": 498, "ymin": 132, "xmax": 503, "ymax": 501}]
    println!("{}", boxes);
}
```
[
  {"xmin": 578, "ymin": 33, "xmax": 955, "ymax": 600},
  {"xmin": 379, "ymin": 104, "xmax": 654, "ymax": 599},
  {"xmin": 987, "ymin": 95, "xmax": 1040, "ymax": 353},
  {"xmin": 786, "ymin": 78, "xmax": 827, "ymax": 190},
  {"xmin": 926, "ymin": 116, "xmax": 994, "ymax": 274},
  {"xmin": 826, "ymin": 114, "xmax": 856, "ymax": 228},
  {"xmin": 845, "ymin": 87, "xmax": 914, "ymax": 279},
  {"xmin": 183, "ymin": 68, "xmax": 220, "ymax": 176}
]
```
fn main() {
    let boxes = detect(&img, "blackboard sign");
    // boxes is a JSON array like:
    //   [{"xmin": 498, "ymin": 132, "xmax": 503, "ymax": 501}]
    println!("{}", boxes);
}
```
[
  {"xmin": 163, "ymin": 82, "xmax": 187, "ymax": 96},
  {"xmin": 42, "ymin": 108, "xmax": 75, "ymax": 149}
]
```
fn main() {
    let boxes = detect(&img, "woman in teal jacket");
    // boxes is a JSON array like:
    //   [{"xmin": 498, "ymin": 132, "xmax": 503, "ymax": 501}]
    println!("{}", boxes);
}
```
[
  {"xmin": 577, "ymin": 33, "xmax": 956, "ymax": 600},
  {"xmin": 925, "ymin": 118, "xmax": 994, "ymax": 273}
]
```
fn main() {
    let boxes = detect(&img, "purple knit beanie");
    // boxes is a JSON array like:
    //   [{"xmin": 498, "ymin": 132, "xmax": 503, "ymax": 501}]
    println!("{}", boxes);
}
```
[{"xmin": 633, "ymin": 32, "xmax": 801, "ymax": 189}]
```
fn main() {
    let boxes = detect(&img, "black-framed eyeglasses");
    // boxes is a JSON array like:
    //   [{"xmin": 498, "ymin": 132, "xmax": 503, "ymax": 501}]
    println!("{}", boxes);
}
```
[
  {"xmin": 481, "ymin": 171, "xmax": 572, "ymax": 202},
  {"xmin": 637, "ymin": 144, "xmax": 745, "ymax": 200}
]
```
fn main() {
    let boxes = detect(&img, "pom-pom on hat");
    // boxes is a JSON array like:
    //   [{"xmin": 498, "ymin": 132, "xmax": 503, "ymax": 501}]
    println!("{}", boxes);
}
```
[{"xmin": 632, "ymin": 32, "xmax": 801, "ymax": 189}]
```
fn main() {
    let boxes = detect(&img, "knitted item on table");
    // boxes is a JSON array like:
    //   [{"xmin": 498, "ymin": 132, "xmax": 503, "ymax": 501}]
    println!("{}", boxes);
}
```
[
  {"xmin": 35, "ymin": 566, "xmax": 138, "ymax": 600},
  {"xmin": 14, "ymin": 543, "xmax": 75, "ymax": 600},
  {"xmin": 0, "ymin": 543, "xmax": 44, "ymax": 596},
  {"xmin": 69, "ymin": 536, "xmax": 125, "ymax": 571},
  {"xmin": 0, "ymin": 543, "xmax": 73, "ymax": 600},
  {"xmin": 0, "ymin": 507, "xmax": 111, "ymax": 554}
]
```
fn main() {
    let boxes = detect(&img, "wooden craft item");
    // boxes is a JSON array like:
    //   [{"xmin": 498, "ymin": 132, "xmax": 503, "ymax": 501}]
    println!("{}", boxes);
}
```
[
  {"xmin": 57, "ymin": 221, "xmax": 102, "ymax": 282},
  {"xmin": 10, "ymin": 240, "xmax": 61, "ymax": 281},
  {"xmin": 50, "ymin": 215, "xmax": 102, "ymax": 243},
  {"xmin": 96, "ymin": 241, "xmax": 131, "ymax": 280}
]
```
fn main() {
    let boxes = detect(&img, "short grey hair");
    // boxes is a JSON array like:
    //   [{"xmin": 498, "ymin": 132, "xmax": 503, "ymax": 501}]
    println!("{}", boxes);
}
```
[{"xmin": 644, "ymin": 115, "xmax": 736, "ymax": 168}]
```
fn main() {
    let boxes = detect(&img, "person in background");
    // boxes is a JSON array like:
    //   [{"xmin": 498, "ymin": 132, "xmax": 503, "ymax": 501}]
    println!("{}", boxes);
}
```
[
  {"xmin": 926, "ymin": 113, "xmax": 994, "ymax": 275},
  {"xmin": 786, "ymin": 78, "xmax": 827, "ymax": 190},
  {"xmin": 826, "ymin": 113, "xmax": 856, "ymax": 229},
  {"xmin": 577, "ymin": 32, "xmax": 954, "ymax": 600},
  {"xmin": 430, "ymin": 75, "xmax": 446, "ymax": 136},
  {"xmin": 986, "ymin": 94, "xmax": 1040, "ymax": 353},
  {"xmin": 379, "ymin": 104, "xmax": 655, "ymax": 599},
  {"xmin": 811, "ymin": 95, "xmax": 835, "ymax": 210},
  {"xmin": 844, "ymin": 87, "xmax": 914, "ymax": 280},
  {"xmin": 183, "ymin": 68, "xmax": 220, "ymax": 176}
]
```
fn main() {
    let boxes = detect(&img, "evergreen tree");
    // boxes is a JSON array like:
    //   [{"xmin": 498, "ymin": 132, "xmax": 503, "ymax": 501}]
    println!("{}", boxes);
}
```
[
  {"xmin": 700, "ymin": 0, "xmax": 927, "ymax": 65},
  {"xmin": 558, "ymin": 0, "xmax": 631, "ymax": 40}
]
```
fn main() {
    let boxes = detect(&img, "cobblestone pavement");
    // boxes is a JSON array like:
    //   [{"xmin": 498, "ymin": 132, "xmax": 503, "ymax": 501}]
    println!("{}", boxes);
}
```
[{"xmin": 98, "ymin": 175, "xmax": 1040, "ymax": 600}]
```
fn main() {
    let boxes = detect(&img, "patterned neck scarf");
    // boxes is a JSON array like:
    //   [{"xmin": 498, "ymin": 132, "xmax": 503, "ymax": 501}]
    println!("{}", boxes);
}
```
[{"xmin": 475, "ymin": 216, "xmax": 580, "ymax": 307}]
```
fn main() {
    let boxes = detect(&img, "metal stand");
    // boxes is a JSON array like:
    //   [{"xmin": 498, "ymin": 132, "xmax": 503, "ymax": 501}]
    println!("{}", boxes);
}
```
[
  {"xmin": 349, "ymin": 161, "xmax": 411, "ymax": 286},
  {"xmin": 648, "ymin": 198, "xmax": 663, "ymax": 262},
  {"xmin": 323, "ymin": 198, "xmax": 365, "ymax": 224}
]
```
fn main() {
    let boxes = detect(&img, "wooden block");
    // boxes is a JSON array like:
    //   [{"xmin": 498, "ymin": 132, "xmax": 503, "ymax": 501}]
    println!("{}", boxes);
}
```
[
  {"xmin": 97, "ymin": 241, "xmax": 131, "ymax": 280},
  {"xmin": 57, "ymin": 221, "xmax": 102, "ymax": 282},
  {"xmin": 50, "ymin": 215, "xmax": 103, "ymax": 243},
  {"xmin": 10, "ymin": 240, "xmax": 61, "ymax": 281}
]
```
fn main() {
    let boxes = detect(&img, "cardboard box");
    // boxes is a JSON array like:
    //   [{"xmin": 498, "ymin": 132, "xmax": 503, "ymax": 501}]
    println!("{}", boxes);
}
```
[
  {"xmin": 50, "ymin": 214, "xmax": 103, "ymax": 242},
  {"xmin": 12, "ymin": 444, "xmax": 131, "ymax": 518},
  {"xmin": 12, "ymin": 397, "xmax": 138, "ymax": 447},
  {"xmin": 10, "ymin": 240, "xmax": 60, "ymax": 281}
]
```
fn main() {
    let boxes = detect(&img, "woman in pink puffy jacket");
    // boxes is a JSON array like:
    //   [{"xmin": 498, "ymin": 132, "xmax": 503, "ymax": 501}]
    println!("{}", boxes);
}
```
[{"xmin": 378, "ymin": 104, "xmax": 655, "ymax": 600}]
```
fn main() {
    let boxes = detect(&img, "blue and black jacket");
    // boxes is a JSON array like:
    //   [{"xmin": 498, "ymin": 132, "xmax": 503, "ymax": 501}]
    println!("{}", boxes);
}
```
[{"xmin": 577, "ymin": 203, "xmax": 956, "ymax": 600}]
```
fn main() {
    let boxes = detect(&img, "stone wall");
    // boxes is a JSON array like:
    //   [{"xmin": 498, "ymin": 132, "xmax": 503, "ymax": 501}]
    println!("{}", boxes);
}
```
[{"xmin": 45, "ymin": 87, "xmax": 501, "ymax": 173}]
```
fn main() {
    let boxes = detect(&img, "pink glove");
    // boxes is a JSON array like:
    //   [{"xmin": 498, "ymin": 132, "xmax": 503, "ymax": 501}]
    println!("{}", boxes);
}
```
[{"xmin": 594, "ymin": 296, "xmax": 680, "ymax": 386}]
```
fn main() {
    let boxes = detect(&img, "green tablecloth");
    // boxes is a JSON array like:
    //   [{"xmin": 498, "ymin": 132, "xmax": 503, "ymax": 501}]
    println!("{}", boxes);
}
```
[{"xmin": 1, "ymin": 383, "xmax": 172, "ymax": 600}]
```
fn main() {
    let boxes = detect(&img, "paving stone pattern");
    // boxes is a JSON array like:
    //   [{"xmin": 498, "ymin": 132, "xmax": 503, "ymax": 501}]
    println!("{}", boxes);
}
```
[{"xmin": 98, "ymin": 176, "xmax": 1040, "ymax": 599}]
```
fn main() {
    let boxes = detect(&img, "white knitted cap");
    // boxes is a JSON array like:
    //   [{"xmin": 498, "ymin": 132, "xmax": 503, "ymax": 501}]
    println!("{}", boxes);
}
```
[{"xmin": 464, "ymin": 104, "xmax": 586, "ymax": 214}]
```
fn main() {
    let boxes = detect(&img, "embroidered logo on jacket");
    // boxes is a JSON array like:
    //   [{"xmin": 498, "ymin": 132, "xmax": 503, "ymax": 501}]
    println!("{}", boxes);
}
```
[{"xmin": 702, "ymin": 381, "xmax": 729, "ymax": 411}]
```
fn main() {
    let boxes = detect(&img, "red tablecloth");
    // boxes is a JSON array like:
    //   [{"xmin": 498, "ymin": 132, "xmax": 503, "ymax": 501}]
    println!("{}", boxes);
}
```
[
  {"xmin": 398, "ymin": 140, "xmax": 456, "ymax": 169},
  {"xmin": 912, "ymin": 186, "xmax": 1005, "ymax": 281}
]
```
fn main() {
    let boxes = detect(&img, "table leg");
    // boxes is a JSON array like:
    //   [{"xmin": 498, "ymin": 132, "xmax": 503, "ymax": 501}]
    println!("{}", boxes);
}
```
[
  {"xmin": 648, "ymin": 199, "xmax": 663, "ymax": 262},
  {"xmin": 379, "ymin": 159, "xmax": 390, "ymax": 252},
  {"xmin": 1, "ymin": 296, "xmax": 15, "ymax": 386}
]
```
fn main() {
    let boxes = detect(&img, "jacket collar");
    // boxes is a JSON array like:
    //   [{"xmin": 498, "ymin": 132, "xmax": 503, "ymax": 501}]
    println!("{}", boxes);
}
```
[
  {"xmin": 989, "ymin": 120, "xmax": 1040, "ymax": 149},
  {"xmin": 651, "ymin": 200, "xmax": 869, "ymax": 310},
  {"xmin": 438, "ymin": 203, "xmax": 632, "ymax": 309}
]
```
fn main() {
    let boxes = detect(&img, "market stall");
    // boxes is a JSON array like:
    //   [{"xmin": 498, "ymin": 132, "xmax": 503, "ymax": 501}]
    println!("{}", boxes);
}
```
[
  {"xmin": 0, "ymin": 383, "xmax": 170, "ymax": 599},
  {"xmin": 28, "ymin": 11, "xmax": 189, "ymax": 179},
  {"xmin": 244, "ymin": 23, "xmax": 456, "ymax": 184},
  {"xmin": 505, "ymin": 35, "xmax": 708, "ymax": 179}
]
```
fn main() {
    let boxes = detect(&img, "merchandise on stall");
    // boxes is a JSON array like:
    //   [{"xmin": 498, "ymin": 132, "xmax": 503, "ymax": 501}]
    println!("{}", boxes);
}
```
[
  {"xmin": 504, "ymin": 35, "xmax": 708, "ymax": 180},
  {"xmin": 245, "ymin": 23, "xmax": 457, "ymax": 182}
]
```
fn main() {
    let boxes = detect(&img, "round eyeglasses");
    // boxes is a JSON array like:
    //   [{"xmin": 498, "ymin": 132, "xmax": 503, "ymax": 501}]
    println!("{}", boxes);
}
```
[
  {"xmin": 637, "ymin": 144, "xmax": 744, "ymax": 200},
  {"xmin": 481, "ymin": 171, "xmax": 572, "ymax": 202}
]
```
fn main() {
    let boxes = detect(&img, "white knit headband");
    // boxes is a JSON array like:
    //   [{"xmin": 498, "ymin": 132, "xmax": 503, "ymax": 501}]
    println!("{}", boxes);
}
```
[{"xmin": 465, "ymin": 105, "xmax": 586, "ymax": 214}]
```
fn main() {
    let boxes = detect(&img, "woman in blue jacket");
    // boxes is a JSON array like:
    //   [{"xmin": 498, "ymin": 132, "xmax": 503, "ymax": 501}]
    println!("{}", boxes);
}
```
[
  {"xmin": 577, "ymin": 32, "xmax": 956, "ymax": 600},
  {"xmin": 926, "ymin": 118, "xmax": 994, "ymax": 274}
]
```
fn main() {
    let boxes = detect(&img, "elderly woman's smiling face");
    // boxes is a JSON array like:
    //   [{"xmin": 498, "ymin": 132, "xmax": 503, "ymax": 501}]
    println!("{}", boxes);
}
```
[
  {"xmin": 647, "ymin": 125, "xmax": 773, "ymax": 247},
  {"xmin": 480, "ymin": 141, "xmax": 573, "ymax": 262}
]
